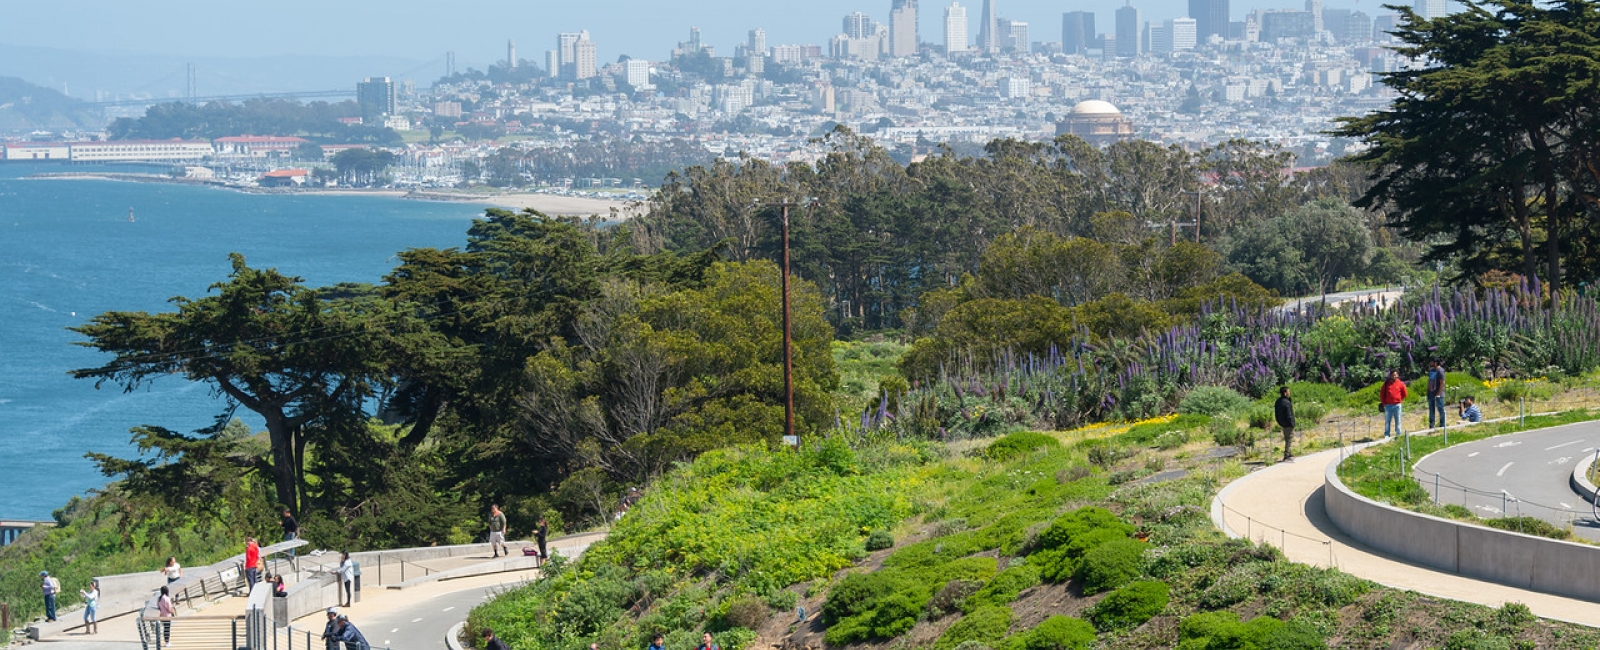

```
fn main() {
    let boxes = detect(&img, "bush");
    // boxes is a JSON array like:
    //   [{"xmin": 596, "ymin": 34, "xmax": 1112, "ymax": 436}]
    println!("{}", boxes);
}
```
[
  {"xmin": 1496, "ymin": 382, "xmax": 1529, "ymax": 403},
  {"xmin": 1089, "ymin": 581, "xmax": 1169, "ymax": 631},
  {"xmin": 1484, "ymin": 516, "xmax": 1572, "ymax": 540},
  {"xmin": 1084, "ymin": 442, "xmax": 1130, "ymax": 468},
  {"xmin": 987, "ymin": 431, "xmax": 1061, "ymax": 460},
  {"xmin": 1293, "ymin": 402, "xmax": 1327, "ymax": 425},
  {"xmin": 1034, "ymin": 507, "xmax": 1132, "ymax": 553},
  {"xmin": 1154, "ymin": 429, "xmax": 1191, "ymax": 450},
  {"xmin": 866, "ymin": 529, "xmax": 896, "ymax": 551},
  {"xmin": 1121, "ymin": 414, "xmax": 1211, "ymax": 444},
  {"xmin": 1246, "ymin": 405, "xmax": 1274, "ymax": 430},
  {"xmin": 721, "ymin": 595, "xmax": 770, "ymax": 631},
  {"xmin": 1180, "ymin": 386, "xmax": 1252, "ymax": 417},
  {"xmin": 964, "ymin": 564, "xmax": 1041, "ymax": 611},
  {"xmin": 935, "ymin": 605, "xmax": 1015, "ymax": 650},
  {"xmin": 823, "ymin": 570, "xmax": 933, "ymax": 643},
  {"xmin": 1075, "ymin": 538, "xmax": 1146, "ymax": 594},
  {"xmin": 1006, "ymin": 615, "xmax": 1097, "ymax": 650},
  {"xmin": 929, "ymin": 579, "xmax": 985, "ymax": 618},
  {"xmin": 1210, "ymin": 419, "xmax": 1254, "ymax": 448},
  {"xmin": 1177, "ymin": 611, "xmax": 1325, "ymax": 650}
]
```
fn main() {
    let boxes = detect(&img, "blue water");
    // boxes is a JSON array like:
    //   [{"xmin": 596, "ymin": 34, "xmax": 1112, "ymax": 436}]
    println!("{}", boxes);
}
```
[{"xmin": 0, "ymin": 164, "xmax": 486, "ymax": 520}]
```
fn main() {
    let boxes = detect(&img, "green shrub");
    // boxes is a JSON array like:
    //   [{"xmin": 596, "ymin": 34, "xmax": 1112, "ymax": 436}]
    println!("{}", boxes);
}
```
[
  {"xmin": 1484, "ymin": 516, "xmax": 1572, "ymax": 540},
  {"xmin": 965, "ymin": 564, "xmax": 1041, "ymax": 611},
  {"xmin": 721, "ymin": 595, "xmax": 771, "ymax": 631},
  {"xmin": 987, "ymin": 431, "xmax": 1061, "ymax": 460},
  {"xmin": 1089, "ymin": 580, "xmax": 1169, "ymax": 631},
  {"xmin": 1154, "ymin": 429, "xmax": 1191, "ymax": 450},
  {"xmin": 1210, "ymin": 419, "xmax": 1253, "ymax": 448},
  {"xmin": 1496, "ymin": 382, "xmax": 1529, "ymax": 402},
  {"xmin": 764, "ymin": 589, "xmax": 799, "ymax": 611},
  {"xmin": 866, "ymin": 529, "xmax": 896, "ymax": 551},
  {"xmin": 1176, "ymin": 611, "xmax": 1325, "ymax": 650},
  {"xmin": 935, "ymin": 605, "xmax": 1015, "ymax": 650},
  {"xmin": 929, "ymin": 579, "xmax": 986, "ymax": 618},
  {"xmin": 1030, "ymin": 507, "xmax": 1134, "ymax": 583},
  {"xmin": 1075, "ymin": 539, "xmax": 1146, "ymax": 594},
  {"xmin": 1005, "ymin": 615, "xmax": 1097, "ymax": 650},
  {"xmin": 1294, "ymin": 402, "xmax": 1327, "ymax": 425},
  {"xmin": 1084, "ymin": 442, "xmax": 1131, "ymax": 468},
  {"xmin": 1180, "ymin": 386, "xmax": 1252, "ymax": 417},
  {"xmin": 823, "ymin": 569, "xmax": 935, "ymax": 643},
  {"xmin": 1246, "ymin": 405, "xmax": 1274, "ymax": 430}
]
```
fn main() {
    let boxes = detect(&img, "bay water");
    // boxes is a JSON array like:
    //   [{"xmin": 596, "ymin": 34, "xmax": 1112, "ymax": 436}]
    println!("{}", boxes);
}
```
[{"xmin": 0, "ymin": 164, "xmax": 486, "ymax": 520}]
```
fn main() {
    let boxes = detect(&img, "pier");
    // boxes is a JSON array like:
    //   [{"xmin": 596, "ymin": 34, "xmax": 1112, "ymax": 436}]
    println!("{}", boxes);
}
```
[{"xmin": 0, "ymin": 520, "xmax": 54, "ymax": 546}]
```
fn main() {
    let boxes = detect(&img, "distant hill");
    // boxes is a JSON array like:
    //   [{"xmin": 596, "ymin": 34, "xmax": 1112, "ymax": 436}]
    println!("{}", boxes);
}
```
[{"xmin": 0, "ymin": 76, "xmax": 103, "ymax": 132}]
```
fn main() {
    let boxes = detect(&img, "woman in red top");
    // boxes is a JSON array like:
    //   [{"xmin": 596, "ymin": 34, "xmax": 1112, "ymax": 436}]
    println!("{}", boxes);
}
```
[{"xmin": 1380, "ymin": 369, "xmax": 1408, "ymax": 438}]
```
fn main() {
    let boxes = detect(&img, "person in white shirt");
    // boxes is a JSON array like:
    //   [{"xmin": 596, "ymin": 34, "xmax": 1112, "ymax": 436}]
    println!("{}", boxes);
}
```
[
  {"xmin": 163, "ymin": 557, "xmax": 182, "ymax": 584},
  {"xmin": 336, "ymin": 552, "xmax": 356, "ymax": 607},
  {"xmin": 79, "ymin": 579, "xmax": 100, "ymax": 634}
]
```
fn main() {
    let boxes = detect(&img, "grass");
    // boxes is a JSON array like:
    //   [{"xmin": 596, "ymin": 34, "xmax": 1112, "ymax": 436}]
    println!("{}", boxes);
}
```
[{"xmin": 832, "ymin": 338, "xmax": 910, "ymax": 415}]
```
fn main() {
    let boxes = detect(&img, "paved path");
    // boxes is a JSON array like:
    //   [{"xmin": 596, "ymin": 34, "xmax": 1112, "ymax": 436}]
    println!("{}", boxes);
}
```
[
  {"xmin": 1276, "ymin": 288, "xmax": 1401, "ymax": 314},
  {"xmin": 1212, "ymin": 444, "xmax": 1600, "ymax": 627},
  {"xmin": 359, "ymin": 584, "xmax": 504, "ymax": 650},
  {"xmin": 1413, "ymin": 421, "xmax": 1600, "ymax": 539}
]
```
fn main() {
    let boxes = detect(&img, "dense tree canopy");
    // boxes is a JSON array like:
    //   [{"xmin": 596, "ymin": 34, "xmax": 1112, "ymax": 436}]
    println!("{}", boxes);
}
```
[{"xmin": 109, "ymin": 98, "xmax": 402, "ymax": 144}]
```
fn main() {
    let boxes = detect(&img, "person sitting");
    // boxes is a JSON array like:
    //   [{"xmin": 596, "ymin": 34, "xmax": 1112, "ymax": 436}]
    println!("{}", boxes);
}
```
[
  {"xmin": 272, "ymin": 575, "xmax": 288, "ymax": 597},
  {"xmin": 1459, "ymin": 397, "xmax": 1483, "ymax": 423}
]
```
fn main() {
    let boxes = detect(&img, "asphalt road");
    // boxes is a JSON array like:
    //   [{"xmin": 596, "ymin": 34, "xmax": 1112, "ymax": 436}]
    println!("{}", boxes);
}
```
[
  {"xmin": 1411, "ymin": 420, "xmax": 1600, "ymax": 540},
  {"xmin": 349, "ymin": 584, "xmax": 508, "ymax": 650}
]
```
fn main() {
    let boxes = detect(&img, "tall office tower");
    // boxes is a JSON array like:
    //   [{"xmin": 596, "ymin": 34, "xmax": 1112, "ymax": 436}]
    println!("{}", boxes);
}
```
[
  {"xmin": 574, "ymin": 35, "xmax": 597, "ymax": 79},
  {"xmin": 546, "ymin": 51, "xmax": 559, "ymax": 78},
  {"xmin": 977, "ymin": 0, "xmax": 998, "ymax": 52},
  {"xmin": 1167, "ymin": 17, "xmax": 1197, "ymax": 50},
  {"xmin": 1148, "ymin": 22, "xmax": 1169, "ymax": 52},
  {"xmin": 890, "ymin": 0, "xmax": 919, "ymax": 57},
  {"xmin": 1062, "ymin": 11, "xmax": 1095, "ymax": 54},
  {"xmin": 1115, "ymin": 2, "xmax": 1142, "ymax": 56},
  {"xmin": 690, "ymin": 27, "xmax": 703, "ymax": 51},
  {"xmin": 557, "ymin": 31, "xmax": 582, "ymax": 70},
  {"xmin": 945, "ymin": 3, "xmax": 969, "ymax": 52},
  {"xmin": 1373, "ymin": 13, "xmax": 1399, "ymax": 40},
  {"xmin": 1413, "ymin": 0, "xmax": 1445, "ymax": 19},
  {"xmin": 1005, "ymin": 20, "xmax": 1029, "ymax": 52},
  {"xmin": 749, "ymin": 28, "xmax": 767, "ymax": 57},
  {"xmin": 1306, "ymin": 0, "xmax": 1324, "ymax": 32},
  {"xmin": 1346, "ymin": 10, "xmax": 1372, "ymax": 42},
  {"xmin": 1187, "ymin": 0, "xmax": 1229, "ymax": 42},
  {"xmin": 507, "ymin": 39, "xmax": 517, "ymax": 69},
  {"xmin": 356, "ymin": 77, "xmax": 396, "ymax": 122},
  {"xmin": 844, "ymin": 12, "xmax": 876, "ymax": 38}
]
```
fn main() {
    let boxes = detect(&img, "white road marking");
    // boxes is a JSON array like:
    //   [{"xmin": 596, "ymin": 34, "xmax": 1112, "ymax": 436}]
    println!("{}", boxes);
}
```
[
  {"xmin": 1562, "ymin": 503, "xmax": 1573, "ymax": 509},
  {"xmin": 1553, "ymin": 457, "xmax": 1571, "ymax": 465},
  {"xmin": 1496, "ymin": 441, "xmax": 1522, "ymax": 448},
  {"xmin": 1546, "ymin": 439, "xmax": 1585, "ymax": 450},
  {"xmin": 1468, "ymin": 452, "xmax": 1480, "ymax": 457},
  {"xmin": 443, "ymin": 606, "xmax": 455, "ymax": 612},
  {"xmin": 1497, "ymin": 462, "xmax": 1515, "ymax": 476},
  {"xmin": 412, "ymin": 618, "xmax": 424, "ymax": 623},
  {"xmin": 385, "ymin": 642, "xmax": 391, "ymax": 646},
  {"xmin": 391, "ymin": 628, "xmax": 399, "ymax": 633}
]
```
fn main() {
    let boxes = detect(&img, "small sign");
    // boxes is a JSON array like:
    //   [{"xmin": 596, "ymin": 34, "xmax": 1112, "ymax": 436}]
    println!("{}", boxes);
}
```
[
  {"xmin": 783, "ymin": 435, "xmax": 799, "ymax": 447},
  {"xmin": 219, "ymin": 567, "xmax": 239, "ymax": 582}
]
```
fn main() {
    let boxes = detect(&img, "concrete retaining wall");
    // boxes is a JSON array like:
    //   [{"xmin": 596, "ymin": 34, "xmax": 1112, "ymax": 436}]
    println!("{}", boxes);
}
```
[{"xmin": 1325, "ymin": 456, "xmax": 1600, "ymax": 602}]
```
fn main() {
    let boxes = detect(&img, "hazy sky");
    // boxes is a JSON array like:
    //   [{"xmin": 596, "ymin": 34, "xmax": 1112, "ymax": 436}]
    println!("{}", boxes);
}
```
[{"xmin": 5, "ymin": 0, "xmax": 1386, "ymax": 68}]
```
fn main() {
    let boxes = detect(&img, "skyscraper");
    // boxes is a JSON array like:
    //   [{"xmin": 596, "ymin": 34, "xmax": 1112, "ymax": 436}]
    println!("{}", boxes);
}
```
[
  {"xmin": 557, "ymin": 31, "xmax": 582, "ymax": 71},
  {"xmin": 844, "ymin": 12, "xmax": 876, "ymax": 38},
  {"xmin": 1188, "ymin": 0, "xmax": 1229, "ymax": 42},
  {"xmin": 356, "ymin": 77, "xmax": 395, "ymax": 122},
  {"xmin": 748, "ymin": 28, "xmax": 767, "ymax": 57},
  {"xmin": 1168, "ymin": 17, "xmax": 1197, "ymax": 50},
  {"xmin": 1062, "ymin": 11, "xmax": 1095, "ymax": 55},
  {"xmin": 1115, "ymin": 2, "xmax": 1142, "ymax": 56},
  {"xmin": 1306, "ymin": 0, "xmax": 1324, "ymax": 32},
  {"xmin": 977, "ymin": 0, "xmax": 998, "ymax": 52},
  {"xmin": 574, "ymin": 36, "xmax": 597, "ymax": 79},
  {"xmin": 996, "ymin": 19, "xmax": 1028, "ymax": 52},
  {"xmin": 890, "ymin": 0, "xmax": 919, "ymax": 57},
  {"xmin": 945, "ymin": 3, "xmax": 969, "ymax": 53},
  {"xmin": 1413, "ymin": 0, "xmax": 1445, "ymax": 19}
]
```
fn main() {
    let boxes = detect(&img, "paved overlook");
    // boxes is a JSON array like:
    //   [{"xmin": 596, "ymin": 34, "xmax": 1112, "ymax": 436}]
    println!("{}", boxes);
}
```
[{"xmin": 1412, "ymin": 421, "xmax": 1600, "ymax": 540}]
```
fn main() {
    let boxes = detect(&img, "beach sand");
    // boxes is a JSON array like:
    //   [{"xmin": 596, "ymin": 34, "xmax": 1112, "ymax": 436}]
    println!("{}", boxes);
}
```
[{"xmin": 472, "ymin": 192, "xmax": 645, "ymax": 218}]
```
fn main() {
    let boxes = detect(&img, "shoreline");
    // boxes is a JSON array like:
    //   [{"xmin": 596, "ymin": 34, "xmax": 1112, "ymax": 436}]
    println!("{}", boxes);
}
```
[{"xmin": 26, "ymin": 171, "xmax": 645, "ymax": 218}]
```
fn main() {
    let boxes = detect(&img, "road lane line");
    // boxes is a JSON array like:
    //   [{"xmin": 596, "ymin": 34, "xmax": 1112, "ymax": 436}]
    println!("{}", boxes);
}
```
[
  {"xmin": 391, "ymin": 628, "xmax": 399, "ymax": 633},
  {"xmin": 1545, "ymin": 439, "xmax": 1585, "ymax": 450},
  {"xmin": 1562, "ymin": 503, "xmax": 1573, "ymax": 509},
  {"xmin": 412, "ymin": 618, "xmax": 424, "ymax": 623},
  {"xmin": 1497, "ymin": 462, "xmax": 1514, "ymax": 477},
  {"xmin": 443, "ymin": 606, "xmax": 455, "ymax": 612},
  {"xmin": 1468, "ymin": 452, "xmax": 1480, "ymax": 457}
]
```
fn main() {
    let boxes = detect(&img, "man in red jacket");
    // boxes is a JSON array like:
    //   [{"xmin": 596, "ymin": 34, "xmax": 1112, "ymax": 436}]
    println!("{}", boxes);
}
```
[{"xmin": 1380, "ymin": 369, "xmax": 1408, "ymax": 438}]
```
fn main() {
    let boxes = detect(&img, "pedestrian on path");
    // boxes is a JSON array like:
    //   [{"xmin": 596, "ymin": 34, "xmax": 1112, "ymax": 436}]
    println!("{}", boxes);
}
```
[
  {"xmin": 79, "ymin": 579, "xmax": 99, "ymax": 635},
  {"xmin": 1427, "ymin": 360, "xmax": 1447, "ymax": 428},
  {"xmin": 647, "ymin": 633, "xmax": 665, "ymax": 650},
  {"xmin": 336, "ymin": 614, "xmax": 370, "ymax": 650},
  {"xmin": 697, "ymin": 632, "xmax": 721, "ymax": 650},
  {"xmin": 1459, "ymin": 397, "xmax": 1483, "ymax": 423},
  {"xmin": 1275, "ymin": 386, "xmax": 1297, "ymax": 461},
  {"xmin": 337, "ymin": 552, "xmax": 356, "ymax": 607},
  {"xmin": 40, "ymin": 570, "xmax": 59, "ymax": 622},
  {"xmin": 164, "ymin": 557, "xmax": 183, "ymax": 584},
  {"xmin": 245, "ymin": 537, "xmax": 261, "ymax": 587},
  {"xmin": 321, "ymin": 608, "xmax": 341, "ymax": 650},
  {"xmin": 1380, "ymin": 370, "xmax": 1408, "ymax": 438},
  {"xmin": 480, "ymin": 628, "xmax": 511, "ymax": 650},
  {"xmin": 282, "ymin": 509, "xmax": 300, "ymax": 559},
  {"xmin": 536, "ymin": 517, "xmax": 548, "ymax": 564},
  {"xmin": 157, "ymin": 585, "xmax": 175, "ymax": 642},
  {"xmin": 488, "ymin": 505, "xmax": 508, "ymax": 558}
]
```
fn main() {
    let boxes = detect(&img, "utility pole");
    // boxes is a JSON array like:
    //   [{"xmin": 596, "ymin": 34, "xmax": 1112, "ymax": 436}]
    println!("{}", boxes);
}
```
[
  {"xmin": 758, "ymin": 198, "xmax": 813, "ymax": 447},
  {"xmin": 186, "ymin": 63, "xmax": 196, "ymax": 101}
]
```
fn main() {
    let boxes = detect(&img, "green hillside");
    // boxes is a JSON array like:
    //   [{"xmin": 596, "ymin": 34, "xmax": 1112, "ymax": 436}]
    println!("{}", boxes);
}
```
[{"xmin": 0, "ymin": 76, "xmax": 102, "ymax": 131}]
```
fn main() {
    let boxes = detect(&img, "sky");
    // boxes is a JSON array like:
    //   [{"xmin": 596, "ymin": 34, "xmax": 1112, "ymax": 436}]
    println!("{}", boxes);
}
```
[{"xmin": 5, "ymin": 0, "xmax": 1393, "ymax": 73}]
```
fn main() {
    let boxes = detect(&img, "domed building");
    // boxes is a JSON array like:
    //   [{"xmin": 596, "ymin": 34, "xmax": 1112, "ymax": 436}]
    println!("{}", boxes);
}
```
[{"xmin": 1056, "ymin": 100, "xmax": 1136, "ymax": 145}]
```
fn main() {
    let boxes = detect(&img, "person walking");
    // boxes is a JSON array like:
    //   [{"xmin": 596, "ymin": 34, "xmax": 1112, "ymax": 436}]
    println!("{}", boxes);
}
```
[
  {"xmin": 488, "ymin": 505, "xmax": 508, "ymax": 558},
  {"xmin": 1380, "ymin": 369, "xmax": 1408, "ymax": 438},
  {"xmin": 696, "ymin": 632, "xmax": 721, "ymax": 650},
  {"xmin": 157, "ymin": 585, "xmax": 175, "ymax": 643},
  {"xmin": 163, "ymin": 557, "xmax": 183, "ymax": 585},
  {"xmin": 336, "ymin": 615, "xmax": 371, "ymax": 650},
  {"xmin": 1460, "ymin": 397, "xmax": 1483, "ymax": 423},
  {"xmin": 535, "ymin": 517, "xmax": 549, "ymax": 565},
  {"xmin": 244, "ymin": 537, "xmax": 261, "ymax": 587},
  {"xmin": 481, "ymin": 628, "xmax": 511, "ymax": 650},
  {"xmin": 40, "ymin": 571, "xmax": 60, "ymax": 622},
  {"xmin": 79, "ymin": 579, "xmax": 100, "ymax": 635},
  {"xmin": 1427, "ymin": 360, "xmax": 1447, "ymax": 429},
  {"xmin": 336, "ymin": 552, "xmax": 356, "ymax": 607},
  {"xmin": 320, "ymin": 608, "xmax": 341, "ymax": 650},
  {"xmin": 282, "ymin": 509, "xmax": 300, "ymax": 559},
  {"xmin": 1274, "ymin": 386, "xmax": 1297, "ymax": 461}
]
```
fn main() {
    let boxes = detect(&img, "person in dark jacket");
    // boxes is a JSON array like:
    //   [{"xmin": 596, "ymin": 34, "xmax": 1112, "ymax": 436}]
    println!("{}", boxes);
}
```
[
  {"xmin": 480, "ymin": 627, "xmax": 511, "ymax": 650},
  {"xmin": 337, "ymin": 615, "xmax": 370, "ymax": 650},
  {"xmin": 320, "ymin": 608, "xmax": 341, "ymax": 650},
  {"xmin": 536, "ymin": 517, "xmax": 549, "ymax": 565},
  {"xmin": 1275, "ymin": 386, "xmax": 1297, "ymax": 461}
]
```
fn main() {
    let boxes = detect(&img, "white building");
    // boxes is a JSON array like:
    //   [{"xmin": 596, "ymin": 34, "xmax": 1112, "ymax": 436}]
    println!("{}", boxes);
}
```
[
  {"xmin": 944, "ymin": 2, "xmax": 969, "ymax": 53},
  {"xmin": 2, "ymin": 143, "xmax": 71, "ymax": 160},
  {"xmin": 626, "ymin": 59, "xmax": 652, "ymax": 88},
  {"xmin": 69, "ymin": 140, "xmax": 213, "ymax": 162},
  {"xmin": 1001, "ymin": 76, "xmax": 1032, "ymax": 99},
  {"xmin": 1413, "ymin": 0, "xmax": 1445, "ymax": 19}
]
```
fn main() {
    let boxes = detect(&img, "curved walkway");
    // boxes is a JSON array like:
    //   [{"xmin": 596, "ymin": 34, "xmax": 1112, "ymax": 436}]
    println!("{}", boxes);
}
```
[
  {"xmin": 1412, "ymin": 421, "xmax": 1600, "ymax": 539},
  {"xmin": 1211, "ymin": 444, "xmax": 1600, "ymax": 627}
]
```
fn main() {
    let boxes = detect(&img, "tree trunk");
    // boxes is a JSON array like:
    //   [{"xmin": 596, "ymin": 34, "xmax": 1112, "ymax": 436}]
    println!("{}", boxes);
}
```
[{"xmin": 262, "ymin": 412, "xmax": 300, "ymax": 513}]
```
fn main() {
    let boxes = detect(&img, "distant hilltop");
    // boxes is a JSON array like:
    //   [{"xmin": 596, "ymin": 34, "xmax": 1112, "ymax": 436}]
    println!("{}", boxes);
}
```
[{"xmin": 0, "ymin": 76, "xmax": 101, "ymax": 132}]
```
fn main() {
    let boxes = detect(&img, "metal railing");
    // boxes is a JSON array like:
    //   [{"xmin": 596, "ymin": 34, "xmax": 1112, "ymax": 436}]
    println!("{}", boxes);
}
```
[
  {"xmin": 248, "ymin": 606, "xmax": 389, "ymax": 650},
  {"xmin": 1216, "ymin": 500, "xmax": 1338, "ymax": 567},
  {"xmin": 138, "ymin": 614, "xmax": 245, "ymax": 650}
]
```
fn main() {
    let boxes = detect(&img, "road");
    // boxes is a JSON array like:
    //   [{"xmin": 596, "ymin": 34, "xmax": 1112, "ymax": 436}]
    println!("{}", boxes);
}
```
[
  {"xmin": 352, "ymin": 584, "xmax": 508, "ymax": 650},
  {"xmin": 1411, "ymin": 420, "xmax": 1600, "ymax": 540}
]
